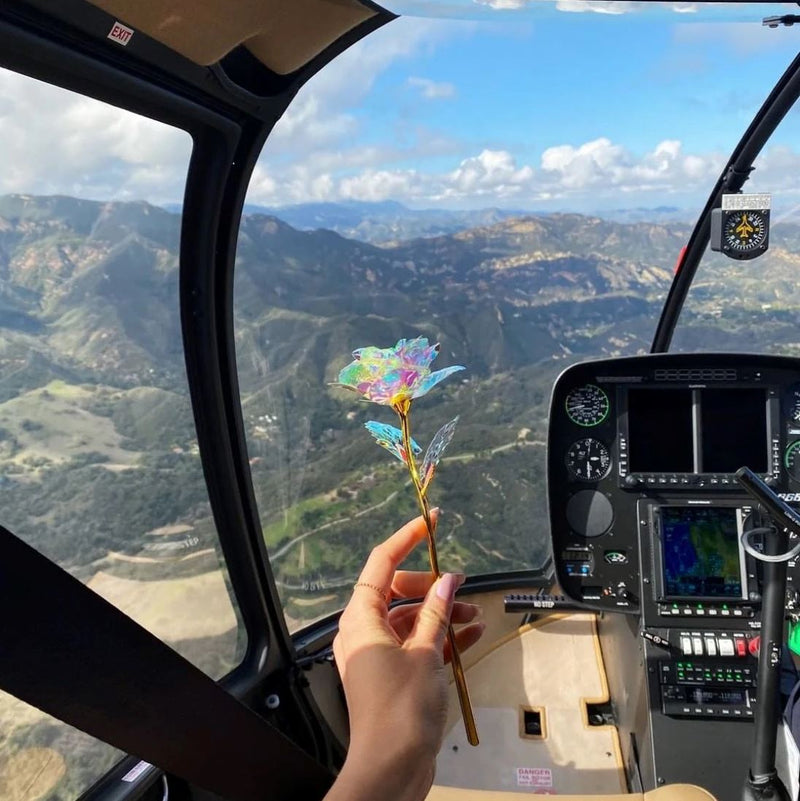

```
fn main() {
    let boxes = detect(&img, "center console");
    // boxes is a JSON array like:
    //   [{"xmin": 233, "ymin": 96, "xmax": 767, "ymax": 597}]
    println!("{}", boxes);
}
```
[{"xmin": 547, "ymin": 353, "xmax": 800, "ymax": 798}]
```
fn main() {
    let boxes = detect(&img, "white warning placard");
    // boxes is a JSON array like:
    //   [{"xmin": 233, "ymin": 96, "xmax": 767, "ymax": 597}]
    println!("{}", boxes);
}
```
[{"xmin": 516, "ymin": 767, "xmax": 553, "ymax": 788}]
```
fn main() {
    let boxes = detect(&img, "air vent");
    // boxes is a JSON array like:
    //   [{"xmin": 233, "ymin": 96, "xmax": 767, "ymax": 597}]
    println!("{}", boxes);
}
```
[{"xmin": 653, "ymin": 368, "xmax": 737, "ymax": 382}]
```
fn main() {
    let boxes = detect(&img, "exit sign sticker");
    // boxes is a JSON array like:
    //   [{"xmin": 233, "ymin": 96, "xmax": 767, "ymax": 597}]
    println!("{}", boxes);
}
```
[{"xmin": 108, "ymin": 22, "xmax": 134, "ymax": 46}]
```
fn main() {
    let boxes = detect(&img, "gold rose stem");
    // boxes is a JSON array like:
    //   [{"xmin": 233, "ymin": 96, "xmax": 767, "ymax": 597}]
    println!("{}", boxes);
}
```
[{"xmin": 396, "ymin": 406, "xmax": 479, "ymax": 747}]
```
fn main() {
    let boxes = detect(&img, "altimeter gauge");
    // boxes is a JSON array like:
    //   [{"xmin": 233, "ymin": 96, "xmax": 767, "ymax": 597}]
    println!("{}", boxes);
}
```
[
  {"xmin": 565, "ymin": 384, "xmax": 610, "ymax": 427},
  {"xmin": 711, "ymin": 193, "xmax": 770, "ymax": 260},
  {"xmin": 566, "ymin": 438, "xmax": 612, "ymax": 482}
]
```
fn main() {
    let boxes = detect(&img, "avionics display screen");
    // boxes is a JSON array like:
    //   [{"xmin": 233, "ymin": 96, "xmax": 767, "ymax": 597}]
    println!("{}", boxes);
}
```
[
  {"xmin": 627, "ymin": 386, "xmax": 768, "ymax": 474},
  {"xmin": 628, "ymin": 388, "xmax": 693, "ymax": 472},
  {"xmin": 701, "ymin": 388, "xmax": 767, "ymax": 473},
  {"xmin": 660, "ymin": 506, "xmax": 746, "ymax": 599}
]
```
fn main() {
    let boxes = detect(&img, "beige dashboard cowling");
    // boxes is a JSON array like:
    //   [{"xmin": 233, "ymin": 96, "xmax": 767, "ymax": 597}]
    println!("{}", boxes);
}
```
[
  {"xmin": 426, "ymin": 784, "xmax": 718, "ymax": 801},
  {"xmin": 85, "ymin": 0, "xmax": 376, "ymax": 74}
]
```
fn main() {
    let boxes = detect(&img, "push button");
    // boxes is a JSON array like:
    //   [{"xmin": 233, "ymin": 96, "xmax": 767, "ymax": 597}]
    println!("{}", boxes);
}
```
[
  {"xmin": 681, "ymin": 636, "xmax": 693, "ymax": 656},
  {"xmin": 736, "ymin": 639, "xmax": 747, "ymax": 658},
  {"xmin": 705, "ymin": 638, "xmax": 718, "ymax": 657},
  {"xmin": 692, "ymin": 637, "xmax": 704, "ymax": 656},
  {"xmin": 719, "ymin": 639, "xmax": 735, "ymax": 657}
]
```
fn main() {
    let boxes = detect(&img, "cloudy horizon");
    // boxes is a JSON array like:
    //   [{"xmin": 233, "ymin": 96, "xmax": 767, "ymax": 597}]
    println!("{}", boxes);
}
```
[{"xmin": 1, "ymin": 5, "xmax": 800, "ymax": 217}]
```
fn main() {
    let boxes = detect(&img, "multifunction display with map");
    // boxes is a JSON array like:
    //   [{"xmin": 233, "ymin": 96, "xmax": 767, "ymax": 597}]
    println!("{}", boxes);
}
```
[{"xmin": 656, "ymin": 506, "xmax": 747, "ymax": 601}]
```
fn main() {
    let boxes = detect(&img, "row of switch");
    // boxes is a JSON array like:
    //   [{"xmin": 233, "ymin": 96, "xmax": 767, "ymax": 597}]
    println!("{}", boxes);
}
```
[
  {"xmin": 658, "ymin": 604, "xmax": 753, "ymax": 618},
  {"xmin": 678, "ymin": 634, "xmax": 750, "ymax": 657},
  {"xmin": 661, "ymin": 662, "xmax": 754, "ymax": 685}
]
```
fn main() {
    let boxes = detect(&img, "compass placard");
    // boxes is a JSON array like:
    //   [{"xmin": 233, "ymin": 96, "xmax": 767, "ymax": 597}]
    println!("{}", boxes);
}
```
[{"xmin": 710, "ymin": 193, "xmax": 770, "ymax": 260}]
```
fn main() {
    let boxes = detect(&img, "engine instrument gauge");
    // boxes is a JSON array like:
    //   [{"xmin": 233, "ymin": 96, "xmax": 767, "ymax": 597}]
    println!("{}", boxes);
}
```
[
  {"xmin": 785, "ymin": 441, "xmax": 800, "ymax": 482},
  {"xmin": 566, "ymin": 438, "xmax": 612, "ymax": 482},
  {"xmin": 565, "ymin": 384, "xmax": 609, "ymax": 427}
]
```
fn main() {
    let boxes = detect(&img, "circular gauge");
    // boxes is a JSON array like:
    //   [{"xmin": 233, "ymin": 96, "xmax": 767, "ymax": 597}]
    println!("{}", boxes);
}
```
[
  {"xmin": 566, "ymin": 438, "xmax": 612, "ymax": 482},
  {"xmin": 785, "ymin": 441, "xmax": 800, "ymax": 481},
  {"xmin": 723, "ymin": 210, "xmax": 768, "ymax": 256},
  {"xmin": 789, "ymin": 388, "xmax": 800, "ymax": 426},
  {"xmin": 565, "ymin": 384, "xmax": 610, "ymax": 427}
]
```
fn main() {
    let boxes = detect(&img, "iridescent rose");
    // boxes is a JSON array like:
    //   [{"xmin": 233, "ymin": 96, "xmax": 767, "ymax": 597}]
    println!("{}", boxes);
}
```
[{"xmin": 337, "ymin": 337, "xmax": 464, "ymax": 407}]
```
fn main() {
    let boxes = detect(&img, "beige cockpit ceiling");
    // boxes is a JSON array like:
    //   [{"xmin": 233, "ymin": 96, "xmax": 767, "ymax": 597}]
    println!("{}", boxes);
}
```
[{"xmin": 85, "ymin": 0, "xmax": 378, "ymax": 75}]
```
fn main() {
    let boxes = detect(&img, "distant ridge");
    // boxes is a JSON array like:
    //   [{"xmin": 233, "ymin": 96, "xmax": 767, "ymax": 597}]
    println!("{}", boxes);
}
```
[{"xmin": 160, "ymin": 198, "xmax": 694, "ymax": 243}]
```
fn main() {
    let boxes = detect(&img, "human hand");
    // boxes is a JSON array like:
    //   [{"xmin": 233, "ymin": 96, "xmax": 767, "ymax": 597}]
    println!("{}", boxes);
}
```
[{"xmin": 327, "ymin": 512, "xmax": 485, "ymax": 801}]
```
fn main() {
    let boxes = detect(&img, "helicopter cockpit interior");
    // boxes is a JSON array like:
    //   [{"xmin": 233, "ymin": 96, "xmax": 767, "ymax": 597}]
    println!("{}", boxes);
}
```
[{"xmin": 5, "ymin": 2, "xmax": 800, "ymax": 801}]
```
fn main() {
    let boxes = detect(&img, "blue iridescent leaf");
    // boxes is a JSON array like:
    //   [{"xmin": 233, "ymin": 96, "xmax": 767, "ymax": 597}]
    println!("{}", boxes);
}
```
[
  {"xmin": 421, "ymin": 417, "xmax": 459, "ymax": 487},
  {"xmin": 364, "ymin": 421, "xmax": 421, "ymax": 464}
]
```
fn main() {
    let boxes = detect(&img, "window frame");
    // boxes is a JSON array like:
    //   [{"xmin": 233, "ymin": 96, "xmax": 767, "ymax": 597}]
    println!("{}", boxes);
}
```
[{"xmin": 0, "ymin": 1, "xmax": 392, "ymax": 797}]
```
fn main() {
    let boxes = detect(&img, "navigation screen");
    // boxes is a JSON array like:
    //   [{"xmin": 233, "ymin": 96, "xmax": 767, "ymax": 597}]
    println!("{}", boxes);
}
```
[
  {"xmin": 660, "ymin": 506, "xmax": 744, "ymax": 599},
  {"xmin": 628, "ymin": 388, "xmax": 693, "ymax": 472}
]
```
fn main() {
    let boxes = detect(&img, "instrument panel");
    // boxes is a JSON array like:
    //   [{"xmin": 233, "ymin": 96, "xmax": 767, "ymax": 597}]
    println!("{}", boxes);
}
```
[{"xmin": 547, "ymin": 353, "xmax": 800, "ymax": 614}]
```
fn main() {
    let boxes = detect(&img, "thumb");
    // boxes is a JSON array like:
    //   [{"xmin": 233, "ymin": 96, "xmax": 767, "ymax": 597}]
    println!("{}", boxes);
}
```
[{"xmin": 410, "ymin": 573, "xmax": 465, "ymax": 651}]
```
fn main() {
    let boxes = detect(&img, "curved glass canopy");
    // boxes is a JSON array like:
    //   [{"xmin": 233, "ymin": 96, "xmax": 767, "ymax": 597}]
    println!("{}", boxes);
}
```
[{"xmin": 382, "ymin": 0, "xmax": 786, "ymax": 21}]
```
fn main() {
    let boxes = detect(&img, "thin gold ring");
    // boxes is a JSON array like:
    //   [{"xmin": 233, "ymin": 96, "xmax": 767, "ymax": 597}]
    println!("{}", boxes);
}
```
[{"xmin": 354, "ymin": 581, "xmax": 389, "ymax": 602}]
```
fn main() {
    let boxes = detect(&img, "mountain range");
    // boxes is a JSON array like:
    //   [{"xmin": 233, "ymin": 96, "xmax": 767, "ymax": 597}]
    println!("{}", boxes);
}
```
[
  {"xmin": 1, "ymin": 192, "xmax": 799, "ymax": 596},
  {"xmin": 162, "ymin": 199, "xmax": 694, "ymax": 244}
]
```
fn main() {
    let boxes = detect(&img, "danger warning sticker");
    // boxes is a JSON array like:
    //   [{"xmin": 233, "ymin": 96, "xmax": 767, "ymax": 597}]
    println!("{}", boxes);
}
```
[{"xmin": 516, "ymin": 767, "xmax": 553, "ymax": 788}]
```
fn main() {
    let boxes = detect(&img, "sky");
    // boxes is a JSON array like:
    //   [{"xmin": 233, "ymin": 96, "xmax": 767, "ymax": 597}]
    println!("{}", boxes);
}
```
[{"xmin": 2, "ymin": 2, "xmax": 800, "ymax": 215}]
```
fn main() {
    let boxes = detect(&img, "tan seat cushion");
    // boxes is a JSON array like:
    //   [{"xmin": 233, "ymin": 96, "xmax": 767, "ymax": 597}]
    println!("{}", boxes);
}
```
[{"xmin": 426, "ymin": 783, "xmax": 717, "ymax": 801}]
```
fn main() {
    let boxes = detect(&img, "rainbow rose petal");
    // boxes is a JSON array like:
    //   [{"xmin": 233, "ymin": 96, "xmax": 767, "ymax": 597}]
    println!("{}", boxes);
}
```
[{"xmin": 337, "ymin": 337, "xmax": 464, "ymax": 406}]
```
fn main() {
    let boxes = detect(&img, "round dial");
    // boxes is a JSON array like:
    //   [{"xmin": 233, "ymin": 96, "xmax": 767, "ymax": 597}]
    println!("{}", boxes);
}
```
[
  {"xmin": 789, "ymin": 387, "xmax": 800, "ymax": 426},
  {"xmin": 566, "ymin": 438, "xmax": 612, "ymax": 482},
  {"xmin": 565, "ymin": 384, "xmax": 609, "ymax": 427},
  {"xmin": 785, "ymin": 441, "xmax": 800, "ymax": 481},
  {"xmin": 723, "ymin": 210, "xmax": 768, "ymax": 255}
]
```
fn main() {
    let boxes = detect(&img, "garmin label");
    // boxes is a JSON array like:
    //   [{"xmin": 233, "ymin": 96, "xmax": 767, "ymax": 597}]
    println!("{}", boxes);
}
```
[{"xmin": 108, "ymin": 22, "xmax": 134, "ymax": 46}]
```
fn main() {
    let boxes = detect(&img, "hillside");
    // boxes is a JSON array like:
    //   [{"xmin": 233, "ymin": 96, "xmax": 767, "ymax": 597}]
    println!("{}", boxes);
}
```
[
  {"xmin": 1, "ymin": 193, "xmax": 799, "ymax": 633},
  {"xmin": 5, "ymin": 192, "xmax": 800, "ymax": 796}
]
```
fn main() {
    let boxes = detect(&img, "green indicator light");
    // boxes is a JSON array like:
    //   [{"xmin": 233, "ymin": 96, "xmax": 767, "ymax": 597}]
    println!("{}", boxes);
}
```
[
  {"xmin": 698, "ymin": 604, "xmax": 703, "ymax": 609},
  {"xmin": 723, "ymin": 605, "xmax": 728, "ymax": 610}
]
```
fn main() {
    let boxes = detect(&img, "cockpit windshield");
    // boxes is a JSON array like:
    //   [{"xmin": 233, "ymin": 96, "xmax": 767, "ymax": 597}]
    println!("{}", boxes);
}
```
[
  {"xmin": 673, "ymin": 99, "xmax": 800, "ymax": 356},
  {"xmin": 233, "ymin": 3, "xmax": 800, "ymax": 631}
]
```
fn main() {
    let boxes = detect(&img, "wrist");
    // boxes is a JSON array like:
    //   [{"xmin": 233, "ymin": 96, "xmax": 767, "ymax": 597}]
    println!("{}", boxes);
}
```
[{"xmin": 327, "ymin": 747, "xmax": 435, "ymax": 801}]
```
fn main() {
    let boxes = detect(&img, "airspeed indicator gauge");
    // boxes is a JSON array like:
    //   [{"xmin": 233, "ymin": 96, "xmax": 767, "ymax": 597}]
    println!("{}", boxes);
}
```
[
  {"xmin": 565, "ymin": 384, "xmax": 609, "ymax": 427},
  {"xmin": 566, "ymin": 438, "xmax": 612, "ymax": 482}
]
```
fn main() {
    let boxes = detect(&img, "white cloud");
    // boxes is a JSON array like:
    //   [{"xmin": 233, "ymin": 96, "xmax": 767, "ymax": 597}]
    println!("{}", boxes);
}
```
[
  {"xmin": 556, "ymin": 1, "xmax": 696, "ymax": 14},
  {"xmin": 539, "ymin": 137, "xmax": 725, "ymax": 195},
  {"xmin": 246, "ymin": 137, "xmax": 736, "ymax": 209},
  {"xmin": 0, "ymin": 68, "xmax": 191, "ymax": 203},
  {"xmin": 407, "ymin": 77, "xmax": 457, "ymax": 99},
  {"xmin": 473, "ymin": 0, "xmax": 697, "ymax": 12}
]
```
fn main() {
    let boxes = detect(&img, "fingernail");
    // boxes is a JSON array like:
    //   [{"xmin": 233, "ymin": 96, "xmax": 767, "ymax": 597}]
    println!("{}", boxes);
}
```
[
  {"xmin": 476, "ymin": 622, "xmax": 486, "ymax": 636},
  {"xmin": 431, "ymin": 507, "xmax": 441, "ymax": 517},
  {"xmin": 454, "ymin": 573, "xmax": 466, "ymax": 589},
  {"xmin": 436, "ymin": 573, "xmax": 458, "ymax": 601},
  {"xmin": 471, "ymin": 604, "xmax": 484, "ymax": 619}
]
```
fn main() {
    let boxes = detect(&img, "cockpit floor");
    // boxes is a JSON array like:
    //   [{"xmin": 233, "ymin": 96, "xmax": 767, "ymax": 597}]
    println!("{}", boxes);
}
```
[{"xmin": 436, "ymin": 613, "xmax": 625, "ymax": 795}]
